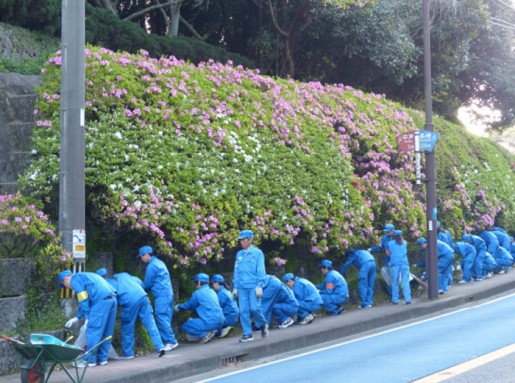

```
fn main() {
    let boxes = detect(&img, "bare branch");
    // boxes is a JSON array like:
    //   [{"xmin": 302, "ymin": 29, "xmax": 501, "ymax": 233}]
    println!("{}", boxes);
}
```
[
  {"xmin": 180, "ymin": 15, "xmax": 207, "ymax": 40},
  {"xmin": 122, "ymin": 0, "xmax": 179, "ymax": 21}
]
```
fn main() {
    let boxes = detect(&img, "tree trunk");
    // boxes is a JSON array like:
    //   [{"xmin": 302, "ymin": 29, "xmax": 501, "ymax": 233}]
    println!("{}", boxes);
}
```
[{"xmin": 169, "ymin": 1, "xmax": 182, "ymax": 37}]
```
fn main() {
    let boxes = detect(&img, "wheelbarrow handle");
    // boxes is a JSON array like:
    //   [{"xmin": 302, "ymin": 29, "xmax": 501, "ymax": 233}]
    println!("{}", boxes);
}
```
[
  {"xmin": 1, "ymin": 335, "xmax": 25, "ymax": 345},
  {"xmin": 82, "ymin": 336, "xmax": 113, "ymax": 358}
]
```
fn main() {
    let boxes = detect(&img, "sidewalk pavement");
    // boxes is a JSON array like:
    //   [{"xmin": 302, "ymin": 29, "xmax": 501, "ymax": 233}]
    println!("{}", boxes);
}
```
[{"xmin": 2, "ymin": 272, "xmax": 515, "ymax": 383}]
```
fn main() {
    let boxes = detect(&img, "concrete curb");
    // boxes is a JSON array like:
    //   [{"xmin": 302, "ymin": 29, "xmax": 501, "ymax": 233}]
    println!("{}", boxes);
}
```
[{"xmin": 1, "ymin": 273, "xmax": 515, "ymax": 383}]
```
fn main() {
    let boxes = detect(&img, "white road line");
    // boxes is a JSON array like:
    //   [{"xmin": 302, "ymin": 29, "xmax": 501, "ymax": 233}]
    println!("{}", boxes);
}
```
[{"xmin": 412, "ymin": 343, "xmax": 515, "ymax": 383}]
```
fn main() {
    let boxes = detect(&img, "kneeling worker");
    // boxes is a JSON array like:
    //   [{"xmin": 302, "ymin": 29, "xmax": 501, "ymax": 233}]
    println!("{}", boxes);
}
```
[{"xmin": 211, "ymin": 274, "xmax": 239, "ymax": 338}]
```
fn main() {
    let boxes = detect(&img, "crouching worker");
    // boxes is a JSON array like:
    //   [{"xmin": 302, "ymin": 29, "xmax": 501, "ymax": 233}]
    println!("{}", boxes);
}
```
[
  {"xmin": 283, "ymin": 273, "xmax": 322, "ymax": 325},
  {"xmin": 96, "ymin": 269, "xmax": 165, "ymax": 358},
  {"xmin": 58, "ymin": 270, "xmax": 117, "ymax": 368},
  {"xmin": 316, "ymin": 260, "xmax": 349, "ymax": 316},
  {"xmin": 174, "ymin": 273, "xmax": 224, "ymax": 344},
  {"xmin": 211, "ymin": 274, "xmax": 239, "ymax": 338},
  {"xmin": 272, "ymin": 278, "xmax": 299, "ymax": 329}
]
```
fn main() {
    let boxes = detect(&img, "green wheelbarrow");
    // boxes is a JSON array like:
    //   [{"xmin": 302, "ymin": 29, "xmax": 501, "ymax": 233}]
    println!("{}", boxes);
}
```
[{"xmin": 1, "ymin": 333, "xmax": 112, "ymax": 383}]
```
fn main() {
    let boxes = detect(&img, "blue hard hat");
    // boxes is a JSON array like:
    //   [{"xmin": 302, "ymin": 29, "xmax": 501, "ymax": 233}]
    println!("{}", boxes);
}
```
[
  {"xmin": 96, "ymin": 268, "xmax": 107, "ymax": 277},
  {"xmin": 462, "ymin": 234, "xmax": 471, "ymax": 242},
  {"xmin": 193, "ymin": 273, "xmax": 209, "ymax": 283},
  {"xmin": 211, "ymin": 274, "xmax": 225, "ymax": 284},
  {"xmin": 417, "ymin": 238, "xmax": 427, "ymax": 246},
  {"xmin": 137, "ymin": 245, "xmax": 153, "ymax": 258},
  {"xmin": 57, "ymin": 270, "xmax": 72, "ymax": 289},
  {"xmin": 318, "ymin": 259, "xmax": 333, "ymax": 268},
  {"xmin": 394, "ymin": 230, "xmax": 403, "ymax": 236},
  {"xmin": 282, "ymin": 273, "xmax": 295, "ymax": 283},
  {"xmin": 237, "ymin": 230, "xmax": 253, "ymax": 240},
  {"xmin": 383, "ymin": 224, "xmax": 395, "ymax": 233}
]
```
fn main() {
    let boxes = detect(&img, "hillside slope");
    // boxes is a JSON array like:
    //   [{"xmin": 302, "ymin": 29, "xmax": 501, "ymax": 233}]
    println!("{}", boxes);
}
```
[{"xmin": 21, "ymin": 47, "xmax": 515, "ymax": 265}]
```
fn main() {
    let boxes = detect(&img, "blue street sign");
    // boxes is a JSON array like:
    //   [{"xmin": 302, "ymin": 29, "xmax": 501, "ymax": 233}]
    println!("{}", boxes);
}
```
[{"xmin": 418, "ymin": 130, "xmax": 440, "ymax": 152}]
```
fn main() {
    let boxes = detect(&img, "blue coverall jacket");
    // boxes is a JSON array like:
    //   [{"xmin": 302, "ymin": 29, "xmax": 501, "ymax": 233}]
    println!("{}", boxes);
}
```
[
  {"xmin": 491, "ymin": 230, "xmax": 511, "ymax": 251},
  {"xmin": 478, "ymin": 230, "xmax": 500, "ymax": 255},
  {"xmin": 317, "ymin": 270, "xmax": 349, "ymax": 314},
  {"xmin": 216, "ymin": 285, "xmax": 239, "ymax": 327},
  {"xmin": 370, "ymin": 234, "xmax": 394, "ymax": 266},
  {"xmin": 438, "ymin": 229, "xmax": 454, "ymax": 247},
  {"xmin": 387, "ymin": 240, "xmax": 411, "ymax": 304},
  {"xmin": 70, "ymin": 272, "xmax": 117, "ymax": 364},
  {"xmin": 177, "ymin": 284, "xmax": 224, "ymax": 339},
  {"xmin": 339, "ymin": 250, "xmax": 376, "ymax": 307},
  {"xmin": 233, "ymin": 245, "xmax": 267, "ymax": 336},
  {"xmin": 454, "ymin": 242, "xmax": 476, "ymax": 282},
  {"xmin": 291, "ymin": 277, "xmax": 322, "ymax": 319},
  {"xmin": 105, "ymin": 273, "xmax": 163, "ymax": 356},
  {"xmin": 143, "ymin": 256, "xmax": 177, "ymax": 345}
]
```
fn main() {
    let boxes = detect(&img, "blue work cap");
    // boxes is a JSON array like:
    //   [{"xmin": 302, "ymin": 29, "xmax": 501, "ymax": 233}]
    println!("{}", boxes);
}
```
[
  {"xmin": 96, "ymin": 268, "xmax": 107, "ymax": 277},
  {"xmin": 383, "ymin": 224, "xmax": 395, "ymax": 233},
  {"xmin": 437, "ymin": 221, "xmax": 441, "ymax": 229},
  {"xmin": 394, "ymin": 230, "xmax": 403, "ymax": 236},
  {"xmin": 417, "ymin": 238, "xmax": 427, "ymax": 246},
  {"xmin": 318, "ymin": 259, "xmax": 333, "ymax": 268},
  {"xmin": 57, "ymin": 270, "xmax": 72, "ymax": 289},
  {"xmin": 193, "ymin": 273, "xmax": 209, "ymax": 283},
  {"xmin": 137, "ymin": 245, "xmax": 153, "ymax": 258},
  {"xmin": 462, "ymin": 234, "xmax": 471, "ymax": 242},
  {"xmin": 282, "ymin": 273, "xmax": 295, "ymax": 283},
  {"xmin": 211, "ymin": 274, "xmax": 225, "ymax": 284},
  {"xmin": 237, "ymin": 230, "xmax": 253, "ymax": 240},
  {"xmin": 345, "ymin": 248, "xmax": 356, "ymax": 257}
]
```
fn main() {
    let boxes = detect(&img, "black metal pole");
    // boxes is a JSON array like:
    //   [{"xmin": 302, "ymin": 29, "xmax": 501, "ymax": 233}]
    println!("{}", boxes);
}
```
[
  {"xmin": 59, "ymin": 0, "xmax": 86, "ymax": 261},
  {"xmin": 423, "ymin": 0, "xmax": 438, "ymax": 299}
]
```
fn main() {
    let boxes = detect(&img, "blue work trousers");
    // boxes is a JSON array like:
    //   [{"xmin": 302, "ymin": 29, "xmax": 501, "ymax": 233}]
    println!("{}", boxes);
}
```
[
  {"xmin": 238, "ymin": 288, "xmax": 267, "ymax": 337},
  {"xmin": 84, "ymin": 297, "xmax": 116, "ymax": 364},
  {"xmin": 391, "ymin": 264, "xmax": 411, "ymax": 304},
  {"xmin": 320, "ymin": 292, "xmax": 347, "ymax": 314},
  {"xmin": 461, "ymin": 254, "xmax": 475, "ymax": 282},
  {"xmin": 358, "ymin": 260, "xmax": 376, "ymax": 307},
  {"xmin": 297, "ymin": 301, "xmax": 321, "ymax": 319},
  {"xmin": 482, "ymin": 255, "xmax": 496, "ymax": 276},
  {"xmin": 121, "ymin": 296, "xmax": 164, "ymax": 356},
  {"xmin": 272, "ymin": 302, "xmax": 298, "ymax": 323},
  {"xmin": 438, "ymin": 254, "xmax": 454, "ymax": 292},
  {"xmin": 182, "ymin": 316, "xmax": 224, "ymax": 339},
  {"xmin": 474, "ymin": 248, "xmax": 486, "ymax": 278},
  {"xmin": 154, "ymin": 295, "xmax": 177, "ymax": 345},
  {"xmin": 261, "ymin": 287, "xmax": 281, "ymax": 324}
]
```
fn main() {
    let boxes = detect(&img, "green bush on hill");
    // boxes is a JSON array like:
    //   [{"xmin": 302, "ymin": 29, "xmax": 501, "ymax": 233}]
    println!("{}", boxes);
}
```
[{"xmin": 20, "ymin": 47, "xmax": 515, "ymax": 269}]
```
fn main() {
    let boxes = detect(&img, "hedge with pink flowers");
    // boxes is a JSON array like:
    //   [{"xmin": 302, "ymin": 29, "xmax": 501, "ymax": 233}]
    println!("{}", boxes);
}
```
[{"xmin": 20, "ymin": 47, "xmax": 515, "ymax": 266}]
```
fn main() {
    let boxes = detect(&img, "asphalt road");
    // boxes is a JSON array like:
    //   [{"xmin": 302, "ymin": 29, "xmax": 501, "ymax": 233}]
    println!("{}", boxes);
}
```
[{"xmin": 190, "ymin": 293, "xmax": 515, "ymax": 383}]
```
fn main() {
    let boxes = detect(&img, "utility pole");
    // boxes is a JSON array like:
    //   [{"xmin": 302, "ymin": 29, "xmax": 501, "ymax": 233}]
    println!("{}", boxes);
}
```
[
  {"xmin": 423, "ymin": 0, "xmax": 439, "ymax": 299},
  {"xmin": 59, "ymin": 0, "xmax": 86, "ymax": 270}
]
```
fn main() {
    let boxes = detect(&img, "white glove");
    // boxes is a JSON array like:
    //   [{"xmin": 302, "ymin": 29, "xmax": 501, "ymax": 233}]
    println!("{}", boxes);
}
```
[
  {"xmin": 65, "ymin": 317, "xmax": 79, "ymax": 328},
  {"xmin": 255, "ymin": 286, "xmax": 263, "ymax": 298},
  {"xmin": 232, "ymin": 289, "xmax": 238, "ymax": 299},
  {"xmin": 367, "ymin": 248, "xmax": 372, "ymax": 252},
  {"xmin": 173, "ymin": 304, "xmax": 180, "ymax": 313}
]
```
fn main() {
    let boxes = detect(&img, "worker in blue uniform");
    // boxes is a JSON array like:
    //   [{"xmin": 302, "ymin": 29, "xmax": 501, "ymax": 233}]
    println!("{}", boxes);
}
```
[
  {"xmin": 482, "ymin": 251, "xmax": 497, "ymax": 277},
  {"xmin": 316, "ymin": 259, "xmax": 349, "ymax": 315},
  {"xmin": 368, "ymin": 223, "xmax": 395, "ymax": 297},
  {"xmin": 510, "ymin": 237, "xmax": 515, "ymax": 259},
  {"xmin": 462, "ymin": 234, "xmax": 487, "ymax": 280},
  {"xmin": 174, "ymin": 273, "xmax": 224, "ymax": 344},
  {"xmin": 437, "ymin": 221, "xmax": 454, "ymax": 247},
  {"xmin": 96, "ymin": 269, "xmax": 165, "ymax": 358},
  {"xmin": 232, "ymin": 230, "xmax": 268, "ymax": 343},
  {"xmin": 418, "ymin": 237, "xmax": 455, "ymax": 293},
  {"xmin": 339, "ymin": 248, "xmax": 376, "ymax": 308},
  {"xmin": 283, "ymin": 273, "xmax": 322, "ymax": 324},
  {"xmin": 210, "ymin": 274, "xmax": 239, "ymax": 338},
  {"xmin": 453, "ymin": 241, "xmax": 476, "ymax": 283},
  {"xmin": 137, "ymin": 245, "xmax": 178, "ymax": 351},
  {"xmin": 388, "ymin": 231, "xmax": 411, "ymax": 304},
  {"xmin": 58, "ymin": 270, "xmax": 117, "ymax": 367},
  {"xmin": 272, "ymin": 279, "xmax": 299, "ymax": 329}
]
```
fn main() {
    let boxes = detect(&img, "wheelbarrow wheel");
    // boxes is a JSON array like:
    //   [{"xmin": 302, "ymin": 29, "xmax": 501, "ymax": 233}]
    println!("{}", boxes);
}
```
[{"xmin": 20, "ymin": 359, "xmax": 45, "ymax": 383}]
